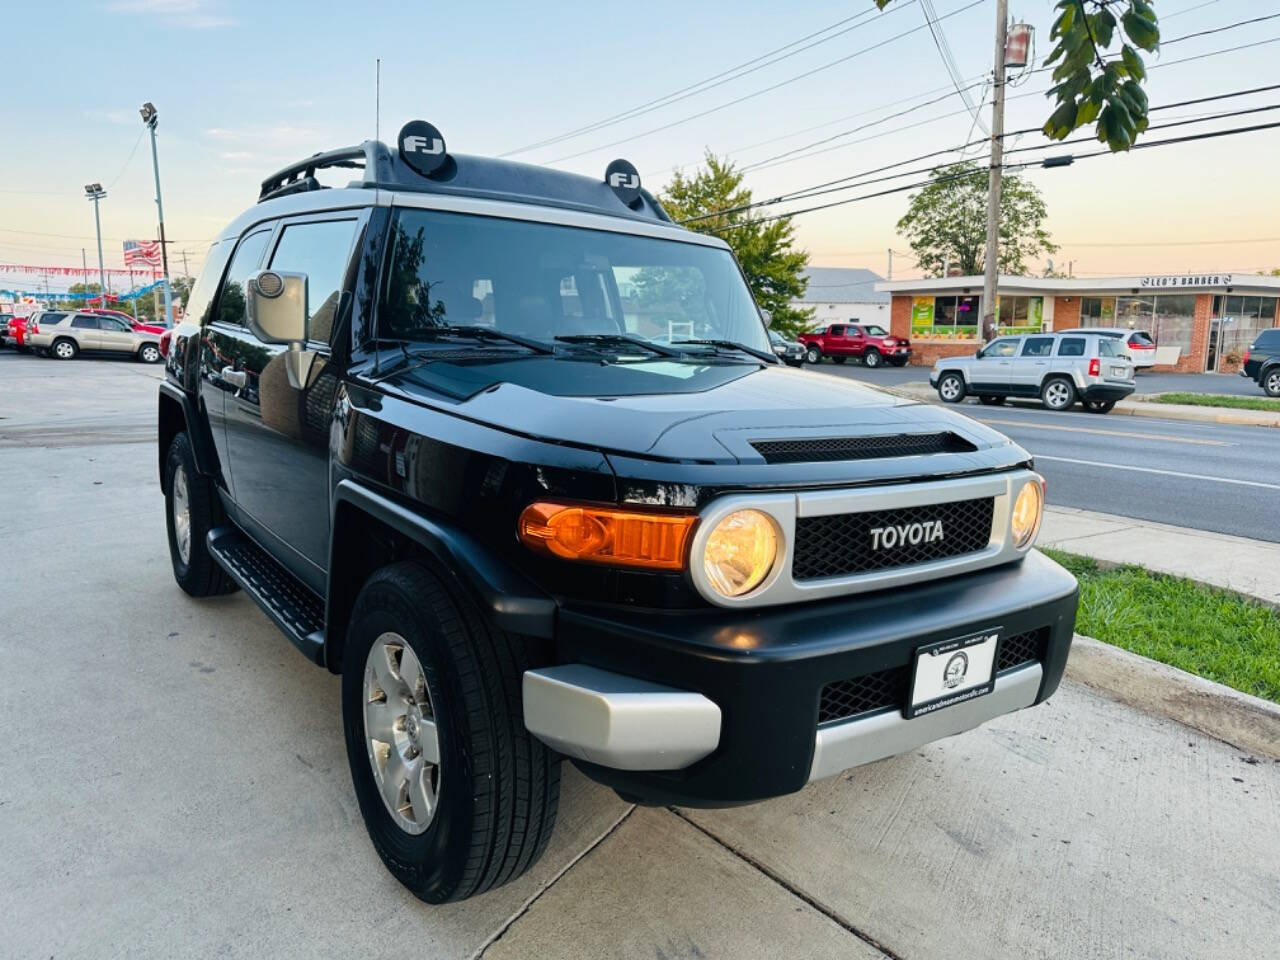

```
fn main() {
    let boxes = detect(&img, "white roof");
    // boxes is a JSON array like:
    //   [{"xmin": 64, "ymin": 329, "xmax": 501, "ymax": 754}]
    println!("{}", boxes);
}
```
[{"xmin": 876, "ymin": 272, "xmax": 1280, "ymax": 295}]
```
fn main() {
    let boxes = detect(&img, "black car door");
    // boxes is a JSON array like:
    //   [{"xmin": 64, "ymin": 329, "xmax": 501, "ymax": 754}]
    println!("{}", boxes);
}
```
[{"xmin": 219, "ymin": 213, "xmax": 363, "ymax": 584}]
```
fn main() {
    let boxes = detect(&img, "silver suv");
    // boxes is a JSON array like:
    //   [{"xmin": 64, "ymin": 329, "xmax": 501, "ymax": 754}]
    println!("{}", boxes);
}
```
[
  {"xmin": 27, "ymin": 311, "xmax": 162, "ymax": 363},
  {"xmin": 930, "ymin": 332, "xmax": 1135, "ymax": 413}
]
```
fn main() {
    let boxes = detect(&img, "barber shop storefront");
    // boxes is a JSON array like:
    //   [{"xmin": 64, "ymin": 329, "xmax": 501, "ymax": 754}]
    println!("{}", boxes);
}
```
[{"xmin": 880, "ymin": 273, "xmax": 1280, "ymax": 373}]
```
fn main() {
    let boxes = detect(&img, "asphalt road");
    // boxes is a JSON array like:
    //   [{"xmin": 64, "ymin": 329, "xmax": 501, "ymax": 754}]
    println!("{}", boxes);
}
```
[
  {"xmin": 817, "ymin": 365, "xmax": 1280, "ymax": 542},
  {"xmin": 818, "ymin": 358, "xmax": 1267, "ymax": 397},
  {"xmin": 1, "ymin": 347, "xmax": 1278, "ymax": 959}
]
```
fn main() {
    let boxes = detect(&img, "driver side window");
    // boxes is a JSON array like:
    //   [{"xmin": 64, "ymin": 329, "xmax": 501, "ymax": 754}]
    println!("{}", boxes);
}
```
[{"xmin": 983, "ymin": 338, "xmax": 1019, "ymax": 358}]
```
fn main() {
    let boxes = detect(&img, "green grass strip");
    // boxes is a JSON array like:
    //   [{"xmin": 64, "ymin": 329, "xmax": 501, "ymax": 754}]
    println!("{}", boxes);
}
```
[
  {"xmin": 1044, "ymin": 548, "xmax": 1280, "ymax": 704},
  {"xmin": 1151, "ymin": 392, "xmax": 1280, "ymax": 412}
]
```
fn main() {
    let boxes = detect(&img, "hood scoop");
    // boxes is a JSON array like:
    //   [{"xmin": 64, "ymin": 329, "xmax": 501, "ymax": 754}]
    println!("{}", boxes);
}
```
[{"xmin": 750, "ymin": 432, "xmax": 977, "ymax": 465}]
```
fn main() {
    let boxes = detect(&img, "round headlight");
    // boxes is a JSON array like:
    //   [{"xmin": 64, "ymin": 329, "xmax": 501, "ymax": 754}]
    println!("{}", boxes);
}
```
[
  {"xmin": 1011, "ymin": 477, "xmax": 1044, "ymax": 548},
  {"xmin": 703, "ymin": 509, "xmax": 778, "ymax": 597}
]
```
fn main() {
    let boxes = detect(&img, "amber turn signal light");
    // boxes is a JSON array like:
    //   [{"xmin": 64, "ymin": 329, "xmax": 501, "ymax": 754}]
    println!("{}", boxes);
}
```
[{"xmin": 518, "ymin": 502, "xmax": 696, "ymax": 570}]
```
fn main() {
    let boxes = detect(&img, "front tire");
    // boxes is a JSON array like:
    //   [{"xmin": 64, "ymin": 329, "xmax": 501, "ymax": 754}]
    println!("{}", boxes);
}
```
[
  {"xmin": 806, "ymin": 345, "xmax": 822, "ymax": 364},
  {"xmin": 937, "ymin": 372, "xmax": 966, "ymax": 403},
  {"xmin": 863, "ymin": 348, "xmax": 882, "ymax": 368},
  {"xmin": 138, "ymin": 342, "xmax": 161, "ymax": 364},
  {"xmin": 1264, "ymin": 369, "xmax": 1280, "ymax": 398},
  {"xmin": 51, "ymin": 338, "xmax": 78, "ymax": 360},
  {"xmin": 343, "ymin": 562, "xmax": 561, "ymax": 904},
  {"xmin": 164, "ymin": 432, "xmax": 236, "ymax": 597},
  {"xmin": 1041, "ymin": 377, "xmax": 1077, "ymax": 411}
]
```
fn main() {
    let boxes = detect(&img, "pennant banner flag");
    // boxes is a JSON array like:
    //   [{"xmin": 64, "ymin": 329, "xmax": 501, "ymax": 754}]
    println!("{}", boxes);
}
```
[{"xmin": 0, "ymin": 262, "xmax": 161, "ymax": 280}]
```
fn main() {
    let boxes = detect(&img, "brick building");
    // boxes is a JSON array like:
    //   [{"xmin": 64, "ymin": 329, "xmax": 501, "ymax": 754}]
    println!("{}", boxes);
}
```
[{"xmin": 877, "ymin": 273, "xmax": 1280, "ymax": 373}]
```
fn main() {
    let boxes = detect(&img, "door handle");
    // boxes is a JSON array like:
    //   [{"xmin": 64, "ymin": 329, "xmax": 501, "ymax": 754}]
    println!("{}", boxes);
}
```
[{"xmin": 221, "ymin": 366, "xmax": 247, "ymax": 389}]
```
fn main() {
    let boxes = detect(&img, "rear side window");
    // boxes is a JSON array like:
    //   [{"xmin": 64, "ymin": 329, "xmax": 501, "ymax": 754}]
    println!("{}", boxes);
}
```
[
  {"xmin": 1021, "ymin": 336, "xmax": 1054, "ymax": 357},
  {"xmin": 71, "ymin": 315, "xmax": 100, "ymax": 329},
  {"xmin": 1128, "ymin": 331, "xmax": 1155, "ymax": 346},
  {"xmin": 1057, "ymin": 337, "xmax": 1086, "ymax": 357},
  {"xmin": 268, "ymin": 218, "xmax": 359, "ymax": 344},
  {"xmin": 217, "ymin": 229, "xmax": 272, "ymax": 328},
  {"xmin": 1098, "ymin": 338, "xmax": 1122, "ymax": 358},
  {"xmin": 830, "ymin": 325, "xmax": 845, "ymax": 336},
  {"xmin": 1252, "ymin": 329, "xmax": 1280, "ymax": 348},
  {"xmin": 42, "ymin": 312, "xmax": 68, "ymax": 326}
]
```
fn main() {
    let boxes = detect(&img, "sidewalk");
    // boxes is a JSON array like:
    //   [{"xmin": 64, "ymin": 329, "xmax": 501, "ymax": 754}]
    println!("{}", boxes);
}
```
[
  {"xmin": 1040, "ymin": 505, "xmax": 1280, "ymax": 605},
  {"xmin": 883, "ymin": 380, "xmax": 1280, "ymax": 427}
]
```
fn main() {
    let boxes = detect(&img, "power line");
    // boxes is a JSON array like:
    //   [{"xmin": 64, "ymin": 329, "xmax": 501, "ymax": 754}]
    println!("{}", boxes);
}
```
[
  {"xmin": 538, "ymin": 0, "xmax": 985, "ymax": 165},
  {"xmin": 920, "ymin": 0, "xmax": 988, "ymax": 136},
  {"xmin": 499, "ymin": 4, "xmax": 899, "ymax": 157},
  {"xmin": 1160, "ymin": 10, "xmax": 1280, "ymax": 44}
]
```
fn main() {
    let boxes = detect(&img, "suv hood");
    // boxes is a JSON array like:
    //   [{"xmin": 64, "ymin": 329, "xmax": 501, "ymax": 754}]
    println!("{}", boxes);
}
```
[{"xmin": 386, "ymin": 360, "xmax": 1016, "ymax": 463}]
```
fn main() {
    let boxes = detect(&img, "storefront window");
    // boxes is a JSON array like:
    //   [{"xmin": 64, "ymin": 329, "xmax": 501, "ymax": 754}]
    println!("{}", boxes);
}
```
[
  {"xmin": 1215, "ymin": 295, "xmax": 1280, "ymax": 361},
  {"xmin": 910, "ymin": 294, "xmax": 981, "ymax": 339},
  {"xmin": 1151, "ymin": 294, "xmax": 1196, "ymax": 358},
  {"xmin": 1081, "ymin": 297, "xmax": 1116, "ymax": 322},
  {"xmin": 995, "ymin": 295, "xmax": 1044, "ymax": 334}
]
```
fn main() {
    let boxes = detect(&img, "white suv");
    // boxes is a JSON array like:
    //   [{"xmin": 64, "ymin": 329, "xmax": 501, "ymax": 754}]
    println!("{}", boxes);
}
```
[{"xmin": 930, "ymin": 332, "xmax": 1136, "ymax": 413}]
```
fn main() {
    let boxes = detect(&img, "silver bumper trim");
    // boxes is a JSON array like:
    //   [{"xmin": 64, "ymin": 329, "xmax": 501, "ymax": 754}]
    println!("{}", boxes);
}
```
[
  {"xmin": 522, "ymin": 665, "xmax": 722, "ymax": 771},
  {"xmin": 808, "ymin": 663, "xmax": 1043, "ymax": 782}
]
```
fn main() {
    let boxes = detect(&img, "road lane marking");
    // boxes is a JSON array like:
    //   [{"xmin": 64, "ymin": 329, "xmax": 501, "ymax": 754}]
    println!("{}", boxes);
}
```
[
  {"xmin": 1034, "ymin": 455, "xmax": 1280, "ymax": 490},
  {"xmin": 974, "ymin": 417, "xmax": 1229, "ymax": 446}
]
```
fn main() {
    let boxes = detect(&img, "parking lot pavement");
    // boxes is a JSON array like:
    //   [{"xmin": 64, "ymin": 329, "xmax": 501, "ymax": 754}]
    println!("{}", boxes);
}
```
[{"xmin": 2, "ymin": 351, "xmax": 1278, "ymax": 959}]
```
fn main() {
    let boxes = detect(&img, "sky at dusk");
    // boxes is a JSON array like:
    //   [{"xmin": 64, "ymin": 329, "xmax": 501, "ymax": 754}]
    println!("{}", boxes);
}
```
[{"xmin": 2, "ymin": 0, "xmax": 1278, "ymax": 293}]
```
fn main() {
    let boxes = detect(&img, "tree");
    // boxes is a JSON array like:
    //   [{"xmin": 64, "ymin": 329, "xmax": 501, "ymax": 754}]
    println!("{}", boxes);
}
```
[
  {"xmin": 896, "ymin": 162, "xmax": 1057, "ymax": 277},
  {"xmin": 658, "ymin": 152, "xmax": 813, "ymax": 337},
  {"xmin": 875, "ymin": 0, "xmax": 1159, "ymax": 152}
]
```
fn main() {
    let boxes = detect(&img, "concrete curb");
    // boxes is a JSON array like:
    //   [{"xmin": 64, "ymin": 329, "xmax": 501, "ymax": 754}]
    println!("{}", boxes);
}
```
[{"xmin": 1064, "ymin": 633, "xmax": 1280, "ymax": 760}]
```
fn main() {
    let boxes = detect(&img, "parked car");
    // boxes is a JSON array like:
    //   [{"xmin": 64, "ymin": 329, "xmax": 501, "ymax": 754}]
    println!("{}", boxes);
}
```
[
  {"xmin": 0, "ymin": 313, "xmax": 13, "ymax": 347},
  {"xmin": 27, "ymin": 310, "xmax": 162, "ymax": 362},
  {"xmin": 798, "ymin": 322, "xmax": 910, "ymax": 367},
  {"xmin": 158, "ymin": 123, "xmax": 1076, "ymax": 904},
  {"xmin": 85, "ymin": 308, "xmax": 167, "ymax": 335},
  {"xmin": 1241, "ymin": 327, "xmax": 1280, "ymax": 397},
  {"xmin": 7, "ymin": 311, "xmax": 57, "ymax": 352},
  {"xmin": 1072, "ymin": 326, "xmax": 1157, "ymax": 368},
  {"xmin": 768, "ymin": 329, "xmax": 805, "ymax": 366},
  {"xmin": 931, "ymin": 332, "xmax": 1135, "ymax": 412}
]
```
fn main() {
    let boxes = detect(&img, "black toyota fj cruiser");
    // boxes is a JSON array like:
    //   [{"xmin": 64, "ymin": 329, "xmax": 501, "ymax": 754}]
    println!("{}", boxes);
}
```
[{"xmin": 158, "ymin": 121, "xmax": 1078, "ymax": 903}]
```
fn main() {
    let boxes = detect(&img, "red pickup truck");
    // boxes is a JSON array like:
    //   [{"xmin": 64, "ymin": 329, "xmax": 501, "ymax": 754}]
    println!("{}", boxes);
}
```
[{"xmin": 797, "ymin": 323, "xmax": 911, "ymax": 368}]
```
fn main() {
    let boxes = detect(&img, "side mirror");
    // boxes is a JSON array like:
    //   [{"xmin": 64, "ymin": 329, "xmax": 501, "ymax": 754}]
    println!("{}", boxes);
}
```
[
  {"xmin": 759, "ymin": 308, "xmax": 773, "ymax": 328},
  {"xmin": 246, "ymin": 269, "xmax": 314, "ymax": 389}
]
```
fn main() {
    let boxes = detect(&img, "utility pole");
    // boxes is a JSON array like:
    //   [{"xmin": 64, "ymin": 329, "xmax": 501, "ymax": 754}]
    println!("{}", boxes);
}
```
[
  {"xmin": 84, "ymin": 183, "xmax": 108, "ymax": 309},
  {"xmin": 180, "ymin": 249, "xmax": 189, "ymax": 281},
  {"xmin": 140, "ymin": 102, "xmax": 173, "ymax": 326},
  {"xmin": 981, "ymin": 0, "xmax": 1009, "ymax": 343},
  {"xmin": 887, "ymin": 248, "xmax": 894, "ymax": 281}
]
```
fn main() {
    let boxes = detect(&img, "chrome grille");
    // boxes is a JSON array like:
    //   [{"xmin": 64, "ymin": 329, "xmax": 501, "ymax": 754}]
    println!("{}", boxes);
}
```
[{"xmin": 792, "ymin": 497, "xmax": 995, "ymax": 581}]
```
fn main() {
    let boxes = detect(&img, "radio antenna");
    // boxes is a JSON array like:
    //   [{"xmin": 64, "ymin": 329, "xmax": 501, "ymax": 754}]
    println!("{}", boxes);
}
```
[
  {"xmin": 372, "ymin": 56, "xmax": 382, "ymax": 374},
  {"xmin": 375, "ymin": 58, "xmax": 381, "ymax": 146}
]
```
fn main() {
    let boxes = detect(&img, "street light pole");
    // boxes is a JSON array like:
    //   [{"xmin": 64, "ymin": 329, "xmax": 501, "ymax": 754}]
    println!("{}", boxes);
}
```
[
  {"xmin": 140, "ymin": 102, "xmax": 173, "ymax": 326},
  {"xmin": 981, "ymin": 0, "xmax": 1009, "ymax": 342},
  {"xmin": 84, "ymin": 183, "xmax": 108, "ymax": 309}
]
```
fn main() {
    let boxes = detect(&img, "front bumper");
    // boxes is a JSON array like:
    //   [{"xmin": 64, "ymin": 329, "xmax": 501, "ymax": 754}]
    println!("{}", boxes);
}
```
[
  {"xmin": 1081, "ymin": 383, "xmax": 1135, "ymax": 402},
  {"xmin": 532, "ymin": 549, "xmax": 1077, "ymax": 806}
]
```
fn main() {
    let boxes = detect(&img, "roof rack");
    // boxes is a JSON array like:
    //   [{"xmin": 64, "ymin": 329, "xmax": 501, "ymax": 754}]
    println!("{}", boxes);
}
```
[{"xmin": 258, "ymin": 140, "xmax": 394, "ymax": 203}]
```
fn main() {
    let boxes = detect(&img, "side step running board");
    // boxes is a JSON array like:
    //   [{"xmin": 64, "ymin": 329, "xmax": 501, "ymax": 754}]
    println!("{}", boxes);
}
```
[{"xmin": 207, "ymin": 526, "xmax": 326, "ymax": 665}]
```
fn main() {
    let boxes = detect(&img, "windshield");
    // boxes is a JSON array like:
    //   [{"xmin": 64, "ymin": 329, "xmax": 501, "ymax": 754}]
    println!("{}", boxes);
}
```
[
  {"xmin": 863, "ymin": 324, "xmax": 888, "ymax": 336},
  {"xmin": 378, "ymin": 208, "xmax": 769, "ymax": 355}
]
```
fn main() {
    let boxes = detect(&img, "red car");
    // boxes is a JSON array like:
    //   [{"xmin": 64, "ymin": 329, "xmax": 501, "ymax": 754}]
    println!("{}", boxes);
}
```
[
  {"xmin": 6, "ymin": 311, "xmax": 64, "ymax": 351},
  {"xmin": 85, "ymin": 308, "xmax": 167, "ymax": 335},
  {"xmin": 797, "ymin": 322, "xmax": 911, "ymax": 368}
]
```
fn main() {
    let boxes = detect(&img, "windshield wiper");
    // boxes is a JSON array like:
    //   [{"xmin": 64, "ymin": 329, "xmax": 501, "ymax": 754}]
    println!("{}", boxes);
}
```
[
  {"xmin": 398, "ymin": 324, "xmax": 555, "ymax": 355},
  {"xmin": 554, "ymin": 333, "xmax": 683, "ymax": 358},
  {"xmin": 672, "ymin": 338, "xmax": 778, "ymax": 364}
]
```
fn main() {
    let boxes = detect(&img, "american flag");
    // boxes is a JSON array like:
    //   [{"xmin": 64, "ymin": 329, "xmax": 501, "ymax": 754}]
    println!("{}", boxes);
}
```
[{"xmin": 122, "ymin": 240, "xmax": 162, "ymax": 268}]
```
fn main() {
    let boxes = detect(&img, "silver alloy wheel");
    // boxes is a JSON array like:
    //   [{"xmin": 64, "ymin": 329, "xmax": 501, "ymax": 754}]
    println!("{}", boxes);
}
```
[
  {"xmin": 171, "ymin": 464, "xmax": 191, "ymax": 564},
  {"xmin": 1266, "ymin": 371, "xmax": 1280, "ymax": 396},
  {"xmin": 364, "ymin": 633, "xmax": 441, "ymax": 835},
  {"xmin": 807, "ymin": 346, "xmax": 821, "ymax": 364},
  {"xmin": 939, "ymin": 375, "xmax": 962, "ymax": 401},
  {"xmin": 864, "ymin": 349, "xmax": 880, "ymax": 367},
  {"xmin": 54, "ymin": 340, "xmax": 75, "ymax": 359},
  {"xmin": 1044, "ymin": 380, "xmax": 1072, "ymax": 409},
  {"xmin": 141, "ymin": 344, "xmax": 159, "ymax": 363}
]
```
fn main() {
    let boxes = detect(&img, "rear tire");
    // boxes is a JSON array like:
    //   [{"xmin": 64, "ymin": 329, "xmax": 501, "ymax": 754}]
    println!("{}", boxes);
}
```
[
  {"xmin": 1264, "ymin": 369, "xmax": 1280, "ymax": 398},
  {"xmin": 863, "ymin": 348, "xmax": 882, "ymax": 368},
  {"xmin": 1041, "ymin": 377, "xmax": 1077, "ymax": 411},
  {"xmin": 937, "ymin": 372, "xmax": 966, "ymax": 403},
  {"xmin": 51, "ymin": 338, "xmax": 78, "ymax": 360},
  {"xmin": 164, "ymin": 432, "xmax": 236, "ymax": 597},
  {"xmin": 342, "ymin": 562, "xmax": 561, "ymax": 904},
  {"xmin": 805, "ymin": 345, "xmax": 822, "ymax": 364}
]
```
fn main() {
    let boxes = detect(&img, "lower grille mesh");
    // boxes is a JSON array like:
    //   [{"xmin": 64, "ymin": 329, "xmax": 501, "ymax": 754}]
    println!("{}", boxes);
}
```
[
  {"xmin": 752, "ymin": 432, "xmax": 976, "ymax": 464},
  {"xmin": 818, "ymin": 627, "xmax": 1049, "ymax": 725}
]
